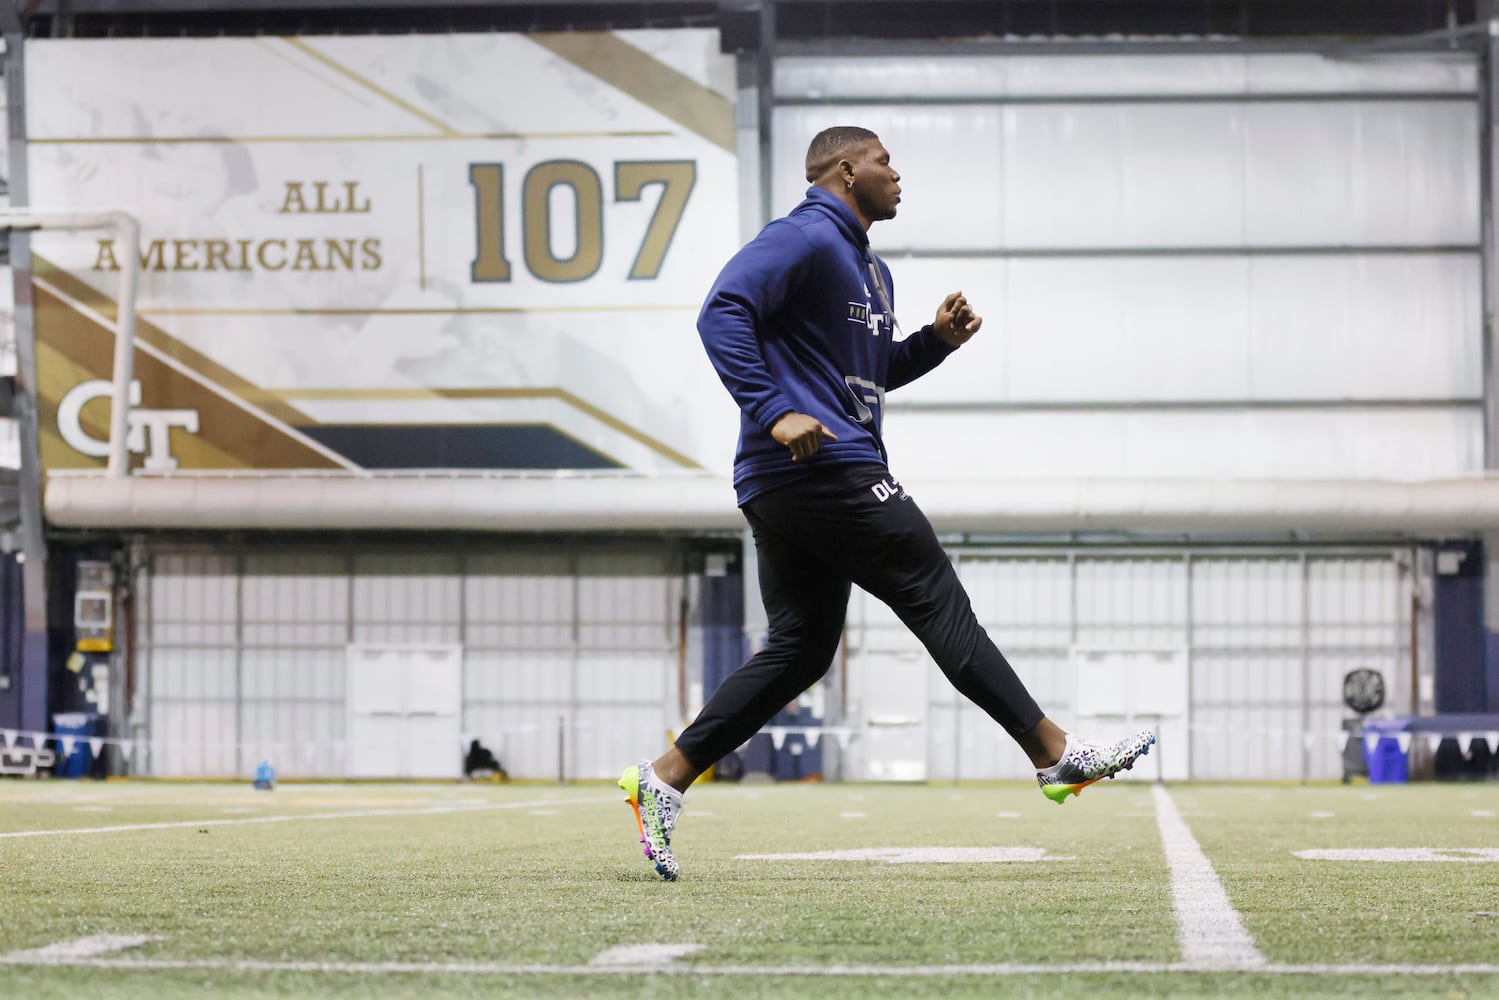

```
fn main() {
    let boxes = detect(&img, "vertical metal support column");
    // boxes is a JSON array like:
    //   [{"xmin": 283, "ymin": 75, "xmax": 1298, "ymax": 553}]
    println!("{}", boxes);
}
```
[
  {"xmin": 457, "ymin": 548, "xmax": 469, "ymax": 748},
  {"xmin": 756, "ymin": 2, "xmax": 775, "ymax": 227},
  {"xmin": 2, "ymin": 30, "xmax": 48, "ymax": 737},
  {"xmin": 234, "ymin": 550, "xmax": 244, "ymax": 776},
  {"xmin": 1299, "ymin": 551, "xmax": 1311, "ymax": 783},
  {"xmin": 727, "ymin": 3, "xmax": 771, "ymax": 708},
  {"xmin": 1183, "ymin": 552, "xmax": 1194, "ymax": 782},
  {"xmin": 1483, "ymin": 9, "xmax": 1499, "ymax": 711},
  {"xmin": 138, "ymin": 548, "xmax": 153, "ymax": 775},
  {"xmin": 734, "ymin": 51, "xmax": 762, "ymax": 245}
]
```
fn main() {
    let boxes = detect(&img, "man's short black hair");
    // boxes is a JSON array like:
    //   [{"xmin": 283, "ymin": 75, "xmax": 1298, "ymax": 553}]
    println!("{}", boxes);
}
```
[{"xmin": 805, "ymin": 125, "xmax": 879, "ymax": 182}]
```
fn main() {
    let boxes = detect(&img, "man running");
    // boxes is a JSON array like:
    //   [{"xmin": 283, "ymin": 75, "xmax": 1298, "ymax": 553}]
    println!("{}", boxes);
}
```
[{"xmin": 620, "ymin": 126, "xmax": 1154, "ymax": 881}]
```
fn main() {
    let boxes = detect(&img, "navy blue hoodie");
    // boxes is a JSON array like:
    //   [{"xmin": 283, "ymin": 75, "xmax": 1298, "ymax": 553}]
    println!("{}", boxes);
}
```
[{"xmin": 698, "ymin": 186, "xmax": 957, "ymax": 505}]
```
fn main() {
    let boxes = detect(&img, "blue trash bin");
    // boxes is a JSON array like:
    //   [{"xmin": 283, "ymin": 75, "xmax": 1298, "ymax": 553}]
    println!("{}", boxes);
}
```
[
  {"xmin": 1362, "ymin": 717, "xmax": 1411, "ymax": 784},
  {"xmin": 51, "ymin": 712, "xmax": 98, "ymax": 778}
]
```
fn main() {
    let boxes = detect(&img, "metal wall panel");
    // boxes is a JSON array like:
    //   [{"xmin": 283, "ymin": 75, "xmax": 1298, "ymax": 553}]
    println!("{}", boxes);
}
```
[
  {"xmin": 242, "ymin": 554, "xmax": 348, "ymax": 647},
  {"xmin": 941, "ymin": 555, "xmax": 1074, "ymax": 782},
  {"xmin": 776, "ymin": 53, "xmax": 1476, "ymax": 101},
  {"xmin": 1075, "ymin": 557, "xmax": 1189, "ymax": 650},
  {"xmin": 147, "ymin": 647, "xmax": 237, "ymax": 777},
  {"xmin": 881, "ymin": 409, "xmax": 1481, "ymax": 482},
  {"xmin": 883, "ymin": 255, "xmax": 1479, "ymax": 404},
  {"xmin": 237, "ymin": 554, "xmax": 349, "ymax": 777},
  {"xmin": 1190, "ymin": 557, "xmax": 1304, "ymax": 780},
  {"xmin": 139, "ymin": 541, "xmax": 684, "ymax": 779},
  {"xmin": 846, "ymin": 547, "xmax": 1419, "ymax": 783},
  {"xmin": 239, "ymin": 649, "xmax": 346, "ymax": 777},
  {"xmin": 463, "ymin": 548, "xmax": 679, "ymax": 780},
  {"xmin": 463, "ymin": 651, "xmax": 572, "ymax": 780},
  {"xmin": 576, "ymin": 552, "xmax": 676, "ymax": 650},
  {"xmin": 142, "ymin": 551, "xmax": 237, "ymax": 776},
  {"xmin": 351, "ymin": 554, "xmax": 461, "ymax": 645},
  {"xmin": 771, "ymin": 51, "xmax": 1478, "ymax": 486},
  {"xmin": 464, "ymin": 551, "xmax": 573, "ymax": 650},
  {"xmin": 772, "ymin": 101, "xmax": 1476, "ymax": 250}
]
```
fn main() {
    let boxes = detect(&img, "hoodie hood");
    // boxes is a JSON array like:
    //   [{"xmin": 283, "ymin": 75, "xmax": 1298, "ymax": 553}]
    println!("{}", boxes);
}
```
[{"xmin": 790, "ymin": 186, "xmax": 870, "ymax": 251}]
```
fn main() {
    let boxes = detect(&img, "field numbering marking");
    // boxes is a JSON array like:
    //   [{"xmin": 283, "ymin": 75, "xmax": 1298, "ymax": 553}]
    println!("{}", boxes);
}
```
[{"xmin": 1152, "ymin": 784, "xmax": 1267, "ymax": 969}]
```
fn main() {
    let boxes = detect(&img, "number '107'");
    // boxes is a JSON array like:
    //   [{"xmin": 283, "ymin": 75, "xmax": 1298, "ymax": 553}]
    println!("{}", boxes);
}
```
[{"xmin": 470, "ymin": 160, "xmax": 695, "ymax": 284}]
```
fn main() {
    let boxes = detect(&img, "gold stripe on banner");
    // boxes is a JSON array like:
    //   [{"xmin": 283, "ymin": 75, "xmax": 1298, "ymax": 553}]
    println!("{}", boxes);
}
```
[
  {"xmin": 35, "ymin": 332, "xmax": 249, "ymax": 472},
  {"xmin": 252, "ymin": 35, "xmax": 373, "ymax": 108},
  {"xmin": 526, "ymin": 32, "xmax": 736, "ymax": 154},
  {"xmin": 34, "ymin": 258, "xmax": 319, "ymax": 431},
  {"xmin": 34, "ymin": 340, "xmax": 105, "ymax": 471},
  {"xmin": 281, "ymin": 37, "xmax": 463, "ymax": 137},
  {"xmin": 31, "ymin": 267, "xmax": 350, "ymax": 471},
  {"xmin": 141, "ymin": 305, "xmax": 697, "ymax": 316},
  {"xmin": 29, "ymin": 131, "xmax": 673, "ymax": 145},
  {"xmin": 32, "ymin": 263, "xmax": 700, "ymax": 470},
  {"xmin": 246, "ymin": 386, "xmax": 706, "ymax": 471}
]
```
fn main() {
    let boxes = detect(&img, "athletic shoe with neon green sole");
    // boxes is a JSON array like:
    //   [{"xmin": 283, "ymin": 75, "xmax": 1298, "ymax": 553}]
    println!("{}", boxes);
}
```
[
  {"xmin": 1036, "ymin": 730, "xmax": 1156, "ymax": 803},
  {"xmin": 619, "ymin": 761, "xmax": 681, "ymax": 881}
]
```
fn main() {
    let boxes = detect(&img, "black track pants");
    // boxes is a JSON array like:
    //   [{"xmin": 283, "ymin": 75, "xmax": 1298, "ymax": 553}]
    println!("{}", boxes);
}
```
[{"xmin": 673, "ymin": 464, "xmax": 1044, "ymax": 770}]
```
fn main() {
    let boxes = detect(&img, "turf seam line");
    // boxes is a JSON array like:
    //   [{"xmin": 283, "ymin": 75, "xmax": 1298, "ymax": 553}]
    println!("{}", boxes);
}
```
[
  {"xmin": 1152, "ymin": 784, "xmax": 1268, "ymax": 969},
  {"xmin": 0, "ymin": 796, "xmax": 618, "ymax": 839}
]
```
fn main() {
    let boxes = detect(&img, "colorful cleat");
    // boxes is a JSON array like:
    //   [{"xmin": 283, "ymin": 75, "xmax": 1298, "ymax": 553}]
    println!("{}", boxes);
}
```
[
  {"xmin": 618, "ymin": 760, "xmax": 681, "ymax": 881},
  {"xmin": 1036, "ymin": 730, "xmax": 1156, "ymax": 804}
]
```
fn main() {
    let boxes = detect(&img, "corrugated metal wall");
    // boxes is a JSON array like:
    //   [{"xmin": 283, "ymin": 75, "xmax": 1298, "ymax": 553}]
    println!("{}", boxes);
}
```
[
  {"xmin": 844, "ymin": 546, "xmax": 1421, "ymax": 782},
  {"xmin": 770, "ymin": 53, "xmax": 1480, "ymax": 483},
  {"xmin": 137, "ymin": 542, "xmax": 685, "ymax": 779},
  {"xmin": 138, "ymin": 540, "xmax": 1422, "ymax": 783}
]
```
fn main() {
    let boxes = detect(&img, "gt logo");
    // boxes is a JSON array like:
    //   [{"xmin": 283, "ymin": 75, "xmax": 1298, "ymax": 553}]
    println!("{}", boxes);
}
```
[
  {"xmin": 871, "ymin": 477, "xmax": 908, "ymax": 502},
  {"xmin": 847, "ymin": 284, "xmax": 888, "ymax": 337}
]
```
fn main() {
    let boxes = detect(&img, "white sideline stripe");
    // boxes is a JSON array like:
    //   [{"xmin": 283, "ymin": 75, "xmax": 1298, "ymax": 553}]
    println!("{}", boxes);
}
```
[
  {"xmin": 590, "ymin": 944, "xmax": 703, "ymax": 966},
  {"xmin": 0, "ymin": 796, "xmax": 616, "ymax": 839},
  {"xmin": 737, "ymin": 847, "xmax": 1051, "ymax": 864},
  {"xmin": 1152, "ymin": 784, "xmax": 1267, "ymax": 969},
  {"xmin": 3, "ymin": 935, "xmax": 160, "ymax": 962},
  {"xmin": 1295, "ymin": 848, "xmax": 1499, "ymax": 863},
  {"xmin": 3, "ymin": 957, "xmax": 1499, "ymax": 976}
]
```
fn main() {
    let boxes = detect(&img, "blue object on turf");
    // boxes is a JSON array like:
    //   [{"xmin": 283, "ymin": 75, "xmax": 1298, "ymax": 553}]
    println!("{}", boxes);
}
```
[
  {"xmin": 253, "ymin": 759, "xmax": 276, "ymax": 790},
  {"xmin": 1363, "ymin": 718, "xmax": 1410, "ymax": 784}
]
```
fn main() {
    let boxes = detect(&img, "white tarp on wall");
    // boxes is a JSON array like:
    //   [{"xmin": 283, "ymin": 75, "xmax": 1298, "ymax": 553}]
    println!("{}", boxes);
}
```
[{"xmin": 773, "ymin": 52, "xmax": 1482, "ymax": 484}]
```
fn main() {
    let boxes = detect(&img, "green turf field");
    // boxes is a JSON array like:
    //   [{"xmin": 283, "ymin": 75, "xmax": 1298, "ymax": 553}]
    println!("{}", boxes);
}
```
[{"xmin": 2, "ymin": 778, "xmax": 1497, "ymax": 998}]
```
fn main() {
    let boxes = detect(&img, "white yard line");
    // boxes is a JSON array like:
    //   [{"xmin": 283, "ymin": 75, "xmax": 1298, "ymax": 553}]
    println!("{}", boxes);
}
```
[
  {"xmin": 1152, "ymin": 784, "xmax": 1268, "ymax": 970},
  {"xmin": 589, "ymin": 944, "xmax": 703, "ymax": 966},
  {"xmin": 0, "ymin": 796, "xmax": 616, "ymax": 839},
  {"xmin": 3, "ymin": 935, "xmax": 160, "ymax": 962},
  {"xmin": 2, "ymin": 956, "xmax": 1499, "ymax": 976}
]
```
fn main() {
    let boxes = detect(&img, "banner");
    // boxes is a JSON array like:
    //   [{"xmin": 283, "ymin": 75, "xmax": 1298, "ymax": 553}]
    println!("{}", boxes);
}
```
[{"xmin": 27, "ymin": 32, "xmax": 740, "ymax": 476}]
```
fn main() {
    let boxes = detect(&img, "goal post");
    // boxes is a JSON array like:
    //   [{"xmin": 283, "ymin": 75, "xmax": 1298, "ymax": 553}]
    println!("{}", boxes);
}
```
[{"xmin": 0, "ymin": 210, "xmax": 141, "ymax": 477}]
